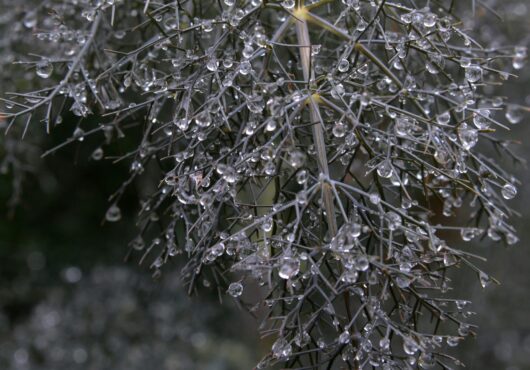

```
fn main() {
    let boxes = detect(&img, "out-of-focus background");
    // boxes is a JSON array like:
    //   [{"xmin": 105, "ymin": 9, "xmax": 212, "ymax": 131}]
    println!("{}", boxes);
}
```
[
  {"xmin": 451, "ymin": 3, "xmax": 530, "ymax": 369},
  {"xmin": 0, "ymin": 3, "xmax": 529, "ymax": 370}
]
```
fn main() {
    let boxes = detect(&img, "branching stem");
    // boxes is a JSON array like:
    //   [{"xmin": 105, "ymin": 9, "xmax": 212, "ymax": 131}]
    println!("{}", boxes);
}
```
[{"xmin": 294, "ymin": 4, "xmax": 337, "ymax": 237}]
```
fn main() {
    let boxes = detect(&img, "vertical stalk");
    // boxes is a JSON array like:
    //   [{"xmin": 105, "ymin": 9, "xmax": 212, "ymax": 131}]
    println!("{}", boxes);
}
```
[
  {"xmin": 294, "ymin": 6, "xmax": 355, "ymax": 344},
  {"xmin": 294, "ymin": 5, "xmax": 337, "ymax": 237}
]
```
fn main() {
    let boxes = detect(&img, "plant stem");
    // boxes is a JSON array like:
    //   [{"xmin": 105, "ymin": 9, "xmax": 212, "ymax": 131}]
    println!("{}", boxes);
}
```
[{"xmin": 294, "ymin": 6, "xmax": 337, "ymax": 237}]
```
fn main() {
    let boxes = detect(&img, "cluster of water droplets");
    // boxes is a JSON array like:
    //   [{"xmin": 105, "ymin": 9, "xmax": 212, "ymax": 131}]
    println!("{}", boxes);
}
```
[{"xmin": 0, "ymin": 0, "xmax": 526, "ymax": 368}]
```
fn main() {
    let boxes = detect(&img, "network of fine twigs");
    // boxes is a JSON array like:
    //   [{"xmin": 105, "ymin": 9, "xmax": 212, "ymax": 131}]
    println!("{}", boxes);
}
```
[{"xmin": 0, "ymin": 0, "xmax": 527, "ymax": 368}]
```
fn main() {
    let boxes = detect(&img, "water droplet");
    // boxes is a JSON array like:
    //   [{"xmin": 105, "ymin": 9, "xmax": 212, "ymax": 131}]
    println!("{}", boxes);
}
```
[
  {"xmin": 130, "ymin": 160, "xmax": 144, "ymax": 173},
  {"xmin": 129, "ymin": 236, "xmax": 145, "ymax": 250},
  {"xmin": 401, "ymin": 197, "xmax": 412, "ymax": 209},
  {"xmin": 281, "ymin": 0, "xmax": 295, "ymax": 9},
  {"xmin": 329, "ymin": 82, "xmax": 345, "ymax": 99},
  {"xmin": 227, "ymin": 282, "xmax": 243, "ymax": 297},
  {"xmin": 487, "ymin": 227, "xmax": 501, "ymax": 242},
  {"xmin": 239, "ymin": 60, "xmax": 252, "ymax": 75},
  {"xmin": 345, "ymin": 132, "xmax": 359, "ymax": 147},
  {"xmin": 458, "ymin": 323, "xmax": 470, "ymax": 336},
  {"xmin": 205, "ymin": 243, "xmax": 225, "ymax": 262},
  {"xmin": 506, "ymin": 232, "xmax": 519, "ymax": 245},
  {"xmin": 71, "ymin": 102, "xmax": 90, "ymax": 117},
  {"xmin": 501, "ymin": 183, "xmax": 517, "ymax": 200},
  {"xmin": 513, "ymin": 46, "xmax": 527, "ymax": 70},
  {"xmin": 436, "ymin": 111, "xmax": 451, "ymax": 125},
  {"xmin": 294, "ymin": 331, "xmax": 310, "ymax": 347},
  {"xmin": 513, "ymin": 56, "xmax": 526, "ymax": 70},
  {"xmin": 465, "ymin": 65, "xmax": 482, "ymax": 83},
  {"xmin": 377, "ymin": 160, "xmax": 393, "ymax": 178},
  {"xmin": 472, "ymin": 109, "xmax": 490, "ymax": 130},
  {"xmin": 206, "ymin": 58, "xmax": 218, "ymax": 72},
  {"xmin": 174, "ymin": 118, "xmax": 189, "ymax": 131},
  {"xmin": 217, "ymin": 164, "xmax": 238, "ymax": 184},
  {"xmin": 419, "ymin": 352, "xmax": 436, "ymax": 369},
  {"xmin": 337, "ymin": 58, "xmax": 350, "ymax": 72},
  {"xmin": 265, "ymin": 119, "xmax": 277, "ymax": 132},
  {"xmin": 506, "ymin": 105, "xmax": 523, "ymax": 124},
  {"xmin": 423, "ymin": 13, "xmax": 437, "ymax": 27},
  {"xmin": 369, "ymin": 193, "xmax": 381, "ymax": 205},
  {"xmin": 446, "ymin": 336, "xmax": 461, "ymax": 347},
  {"xmin": 479, "ymin": 271, "xmax": 491, "ymax": 288},
  {"xmin": 264, "ymin": 161, "xmax": 276, "ymax": 176},
  {"xmin": 356, "ymin": 19, "xmax": 367, "ymax": 31},
  {"xmin": 105, "ymin": 204, "xmax": 122, "ymax": 222},
  {"xmin": 341, "ymin": 269, "xmax": 358, "ymax": 283},
  {"xmin": 379, "ymin": 338, "xmax": 390, "ymax": 351},
  {"xmin": 242, "ymin": 44, "xmax": 254, "ymax": 59},
  {"xmin": 434, "ymin": 149, "xmax": 449, "ymax": 164},
  {"xmin": 296, "ymin": 170, "xmax": 308, "ymax": 185},
  {"xmin": 36, "ymin": 61, "xmax": 53, "ymax": 79},
  {"xmin": 458, "ymin": 123, "xmax": 478, "ymax": 150},
  {"xmin": 403, "ymin": 338, "xmax": 419, "ymax": 355},
  {"xmin": 394, "ymin": 116, "xmax": 411, "ymax": 136},
  {"xmin": 202, "ymin": 19, "xmax": 214, "ymax": 32},
  {"xmin": 279, "ymin": 256, "xmax": 300, "ymax": 279},
  {"xmin": 460, "ymin": 57, "xmax": 472, "ymax": 68},
  {"xmin": 23, "ymin": 12, "xmax": 37, "ymax": 28},
  {"xmin": 91, "ymin": 147, "xmax": 104, "ymax": 161},
  {"xmin": 73, "ymin": 127, "xmax": 85, "ymax": 141},
  {"xmin": 354, "ymin": 255, "xmax": 369, "ymax": 271},
  {"xmin": 443, "ymin": 253, "xmax": 457, "ymax": 266},
  {"xmin": 288, "ymin": 150, "xmax": 306, "ymax": 168},
  {"xmin": 272, "ymin": 337, "xmax": 292, "ymax": 359},
  {"xmin": 350, "ymin": 222, "xmax": 362, "ymax": 238},
  {"xmin": 82, "ymin": 9, "xmax": 96, "ymax": 22},
  {"xmin": 342, "ymin": 0, "xmax": 360, "ymax": 9},
  {"xmin": 195, "ymin": 111, "xmax": 212, "ymax": 128},
  {"xmin": 401, "ymin": 12, "xmax": 413, "ymax": 24},
  {"xmin": 396, "ymin": 275, "xmax": 411, "ymax": 288},
  {"xmin": 386, "ymin": 211, "xmax": 402, "ymax": 231},
  {"xmin": 311, "ymin": 44, "xmax": 321, "ymax": 55},
  {"xmin": 332, "ymin": 121, "xmax": 347, "ymax": 138},
  {"xmin": 338, "ymin": 330, "xmax": 350, "ymax": 344},
  {"xmin": 515, "ymin": 46, "xmax": 527, "ymax": 58},
  {"xmin": 455, "ymin": 300, "xmax": 469, "ymax": 311},
  {"xmin": 262, "ymin": 217, "xmax": 273, "ymax": 232}
]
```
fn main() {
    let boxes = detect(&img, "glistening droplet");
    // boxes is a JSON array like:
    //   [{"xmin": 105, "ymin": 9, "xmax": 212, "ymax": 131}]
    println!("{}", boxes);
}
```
[
  {"xmin": 36, "ymin": 61, "xmax": 53, "ymax": 79},
  {"xmin": 105, "ymin": 204, "xmax": 122, "ymax": 222}
]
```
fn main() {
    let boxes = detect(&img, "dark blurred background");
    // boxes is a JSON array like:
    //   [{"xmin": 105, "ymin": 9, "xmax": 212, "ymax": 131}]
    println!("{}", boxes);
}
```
[
  {"xmin": 0, "ymin": 123, "xmax": 263, "ymax": 369},
  {"xmin": 0, "ymin": 2, "xmax": 529, "ymax": 370}
]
